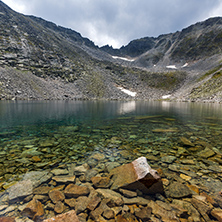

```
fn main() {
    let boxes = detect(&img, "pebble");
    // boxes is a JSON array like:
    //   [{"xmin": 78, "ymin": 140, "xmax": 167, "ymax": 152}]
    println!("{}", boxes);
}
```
[{"xmin": 161, "ymin": 155, "xmax": 177, "ymax": 163}]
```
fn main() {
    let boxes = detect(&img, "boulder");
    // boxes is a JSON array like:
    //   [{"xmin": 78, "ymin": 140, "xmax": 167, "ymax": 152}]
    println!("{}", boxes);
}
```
[
  {"xmin": 21, "ymin": 199, "xmax": 44, "ymax": 222},
  {"xmin": 110, "ymin": 157, "xmax": 164, "ymax": 194},
  {"xmin": 43, "ymin": 210, "xmax": 79, "ymax": 222}
]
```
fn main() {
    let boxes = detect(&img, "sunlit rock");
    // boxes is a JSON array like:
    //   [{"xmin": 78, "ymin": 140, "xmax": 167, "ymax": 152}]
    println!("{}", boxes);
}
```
[{"xmin": 110, "ymin": 157, "xmax": 164, "ymax": 194}]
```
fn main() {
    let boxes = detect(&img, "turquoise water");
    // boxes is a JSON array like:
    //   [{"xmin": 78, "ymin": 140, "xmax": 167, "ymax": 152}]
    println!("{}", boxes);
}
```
[{"xmin": 0, "ymin": 100, "xmax": 222, "ymax": 187}]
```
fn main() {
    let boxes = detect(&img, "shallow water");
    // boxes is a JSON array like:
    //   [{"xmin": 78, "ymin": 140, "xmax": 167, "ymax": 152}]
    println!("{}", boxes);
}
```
[{"xmin": 0, "ymin": 100, "xmax": 222, "ymax": 190}]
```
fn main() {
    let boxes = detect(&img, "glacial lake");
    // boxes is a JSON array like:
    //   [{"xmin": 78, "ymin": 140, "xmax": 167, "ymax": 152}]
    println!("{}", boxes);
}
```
[{"xmin": 0, "ymin": 100, "xmax": 222, "ymax": 193}]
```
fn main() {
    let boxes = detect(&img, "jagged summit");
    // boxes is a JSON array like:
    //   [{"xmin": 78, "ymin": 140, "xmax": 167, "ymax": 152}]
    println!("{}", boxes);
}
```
[{"xmin": 101, "ymin": 17, "xmax": 222, "ymax": 69}]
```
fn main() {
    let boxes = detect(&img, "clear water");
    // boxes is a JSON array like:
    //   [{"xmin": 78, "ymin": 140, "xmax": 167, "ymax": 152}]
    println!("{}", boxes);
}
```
[{"xmin": 0, "ymin": 100, "xmax": 222, "ymax": 190}]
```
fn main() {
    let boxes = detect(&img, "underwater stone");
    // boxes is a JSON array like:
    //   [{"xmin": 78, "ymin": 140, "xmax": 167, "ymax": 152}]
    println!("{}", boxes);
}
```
[
  {"xmin": 198, "ymin": 148, "xmax": 215, "ymax": 158},
  {"xmin": 8, "ymin": 180, "xmax": 33, "ymax": 203},
  {"xmin": 64, "ymin": 184, "xmax": 90, "ymax": 198},
  {"xmin": 21, "ymin": 199, "xmax": 44, "ymax": 221},
  {"xmin": 43, "ymin": 210, "xmax": 80, "ymax": 222},
  {"xmin": 110, "ymin": 157, "xmax": 164, "ymax": 194},
  {"xmin": 168, "ymin": 182, "xmax": 192, "ymax": 198},
  {"xmin": 180, "ymin": 137, "xmax": 194, "ymax": 147},
  {"xmin": 23, "ymin": 171, "xmax": 53, "ymax": 188},
  {"xmin": 161, "ymin": 156, "xmax": 177, "ymax": 164}
]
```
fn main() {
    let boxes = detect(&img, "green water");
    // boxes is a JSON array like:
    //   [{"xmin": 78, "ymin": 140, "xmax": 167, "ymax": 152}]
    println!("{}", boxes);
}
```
[{"xmin": 0, "ymin": 100, "xmax": 222, "ymax": 188}]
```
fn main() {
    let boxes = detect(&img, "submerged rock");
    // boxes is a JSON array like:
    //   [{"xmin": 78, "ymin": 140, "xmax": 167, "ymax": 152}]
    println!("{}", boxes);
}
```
[
  {"xmin": 43, "ymin": 210, "xmax": 79, "ymax": 222},
  {"xmin": 64, "ymin": 184, "xmax": 90, "ymax": 198},
  {"xmin": 21, "ymin": 199, "xmax": 44, "ymax": 221},
  {"xmin": 180, "ymin": 137, "xmax": 194, "ymax": 147},
  {"xmin": 110, "ymin": 157, "xmax": 164, "ymax": 194},
  {"xmin": 167, "ymin": 182, "xmax": 192, "ymax": 198},
  {"xmin": 8, "ymin": 180, "xmax": 33, "ymax": 203}
]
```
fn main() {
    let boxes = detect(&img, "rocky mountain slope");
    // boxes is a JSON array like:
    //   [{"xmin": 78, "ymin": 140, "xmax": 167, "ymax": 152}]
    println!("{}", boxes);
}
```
[{"xmin": 0, "ymin": 0, "xmax": 222, "ymax": 102}]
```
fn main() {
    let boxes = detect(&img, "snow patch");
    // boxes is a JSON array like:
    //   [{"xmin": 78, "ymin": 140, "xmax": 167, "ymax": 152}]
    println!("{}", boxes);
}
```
[
  {"xmin": 162, "ymin": 95, "xmax": 171, "ymax": 99},
  {"xmin": 112, "ymin": 56, "xmax": 135, "ymax": 62},
  {"xmin": 166, "ymin": 65, "xmax": 177, "ymax": 69},
  {"xmin": 117, "ymin": 87, "xmax": 137, "ymax": 97},
  {"xmin": 182, "ymin": 63, "xmax": 188, "ymax": 68}
]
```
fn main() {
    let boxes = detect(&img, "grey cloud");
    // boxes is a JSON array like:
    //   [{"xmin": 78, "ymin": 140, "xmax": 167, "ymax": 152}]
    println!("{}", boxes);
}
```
[{"xmin": 3, "ymin": 0, "xmax": 222, "ymax": 47}]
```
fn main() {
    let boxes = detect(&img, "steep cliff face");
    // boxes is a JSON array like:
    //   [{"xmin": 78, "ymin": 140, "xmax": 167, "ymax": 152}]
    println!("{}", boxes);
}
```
[{"xmin": 0, "ymin": 0, "xmax": 222, "ymax": 102}]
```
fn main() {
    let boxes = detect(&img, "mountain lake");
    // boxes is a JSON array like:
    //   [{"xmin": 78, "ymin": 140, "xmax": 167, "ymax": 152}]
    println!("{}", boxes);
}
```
[{"xmin": 0, "ymin": 100, "xmax": 222, "ymax": 219}]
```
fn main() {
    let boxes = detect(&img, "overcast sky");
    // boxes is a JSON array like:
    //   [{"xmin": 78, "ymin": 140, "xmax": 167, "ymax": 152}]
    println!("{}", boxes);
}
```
[{"xmin": 2, "ymin": 0, "xmax": 222, "ymax": 48}]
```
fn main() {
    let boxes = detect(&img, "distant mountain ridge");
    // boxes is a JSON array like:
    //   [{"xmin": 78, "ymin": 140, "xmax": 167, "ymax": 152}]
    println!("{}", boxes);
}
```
[
  {"xmin": 0, "ymin": 0, "xmax": 222, "ymax": 102},
  {"xmin": 101, "ymin": 17, "xmax": 222, "ymax": 68}
]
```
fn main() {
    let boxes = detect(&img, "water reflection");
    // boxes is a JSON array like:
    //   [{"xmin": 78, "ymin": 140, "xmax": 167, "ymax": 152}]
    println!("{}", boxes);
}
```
[
  {"xmin": 118, "ymin": 101, "xmax": 136, "ymax": 114},
  {"xmin": 0, "ymin": 101, "xmax": 222, "ymax": 129}
]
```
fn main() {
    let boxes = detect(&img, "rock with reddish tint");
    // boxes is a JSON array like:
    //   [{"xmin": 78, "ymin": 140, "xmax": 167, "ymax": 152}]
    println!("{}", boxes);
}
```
[
  {"xmin": 64, "ymin": 198, "xmax": 76, "ymax": 208},
  {"xmin": 0, "ymin": 217, "xmax": 16, "ymax": 222},
  {"xmin": 211, "ymin": 208, "xmax": 222, "ymax": 221},
  {"xmin": 52, "ymin": 175, "xmax": 76, "ymax": 183},
  {"xmin": 21, "ymin": 199, "xmax": 44, "ymax": 222},
  {"xmin": 64, "ymin": 184, "xmax": 90, "ymax": 198},
  {"xmin": 116, "ymin": 215, "xmax": 128, "ymax": 222},
  {"xmin": 49, "ymin": 190, "xmax": 65, "ymax": 204},
  {"xmin": 87, "ymin": 194, "xmax": 101, "ymax": 211},
  {"xmin": 54, "ymin": 201, "xmax": 65, "ymax": 214},
  {"xmin": 110, "ymin": 157, "xmax": 164, "ymax": 194},
  {"xmin": 91, "ymin": 176, "xmax": 113, "ymax": 188},
  {"xmin": 43, "ymin": 210, "xmax": 80, "ymax": 222}
]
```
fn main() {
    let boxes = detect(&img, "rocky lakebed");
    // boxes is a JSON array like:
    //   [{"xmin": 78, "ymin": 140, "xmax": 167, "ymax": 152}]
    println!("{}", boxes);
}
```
[
  {"xmin": 0, "ymin": 106, "xmax": 222, "ymax": 221},
  {"xmin": 1, "ymin": 150, "xmax": 222, "ymax": 222}
]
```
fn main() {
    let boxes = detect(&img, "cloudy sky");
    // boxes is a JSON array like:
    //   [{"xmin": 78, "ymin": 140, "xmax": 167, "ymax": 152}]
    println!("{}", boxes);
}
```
[{"xmin": 2, "ymin": 0, "xmax": 222, "ymax": 48}]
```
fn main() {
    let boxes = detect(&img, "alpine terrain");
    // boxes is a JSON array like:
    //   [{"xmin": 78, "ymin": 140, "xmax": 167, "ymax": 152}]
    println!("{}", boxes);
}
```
[{"xmin": 1, "ymin": 0, "xmax": 222, "ymax": 102}]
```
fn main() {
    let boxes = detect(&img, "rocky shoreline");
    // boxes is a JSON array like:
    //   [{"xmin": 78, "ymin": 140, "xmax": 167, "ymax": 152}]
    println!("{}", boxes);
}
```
[
  {"xmin": 1, "ymin": 154, "xmax": 222, "ymax": 222},
  {"xmin": 0, "ymin": 66, "xmax": 222, "ymax": 103}
]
